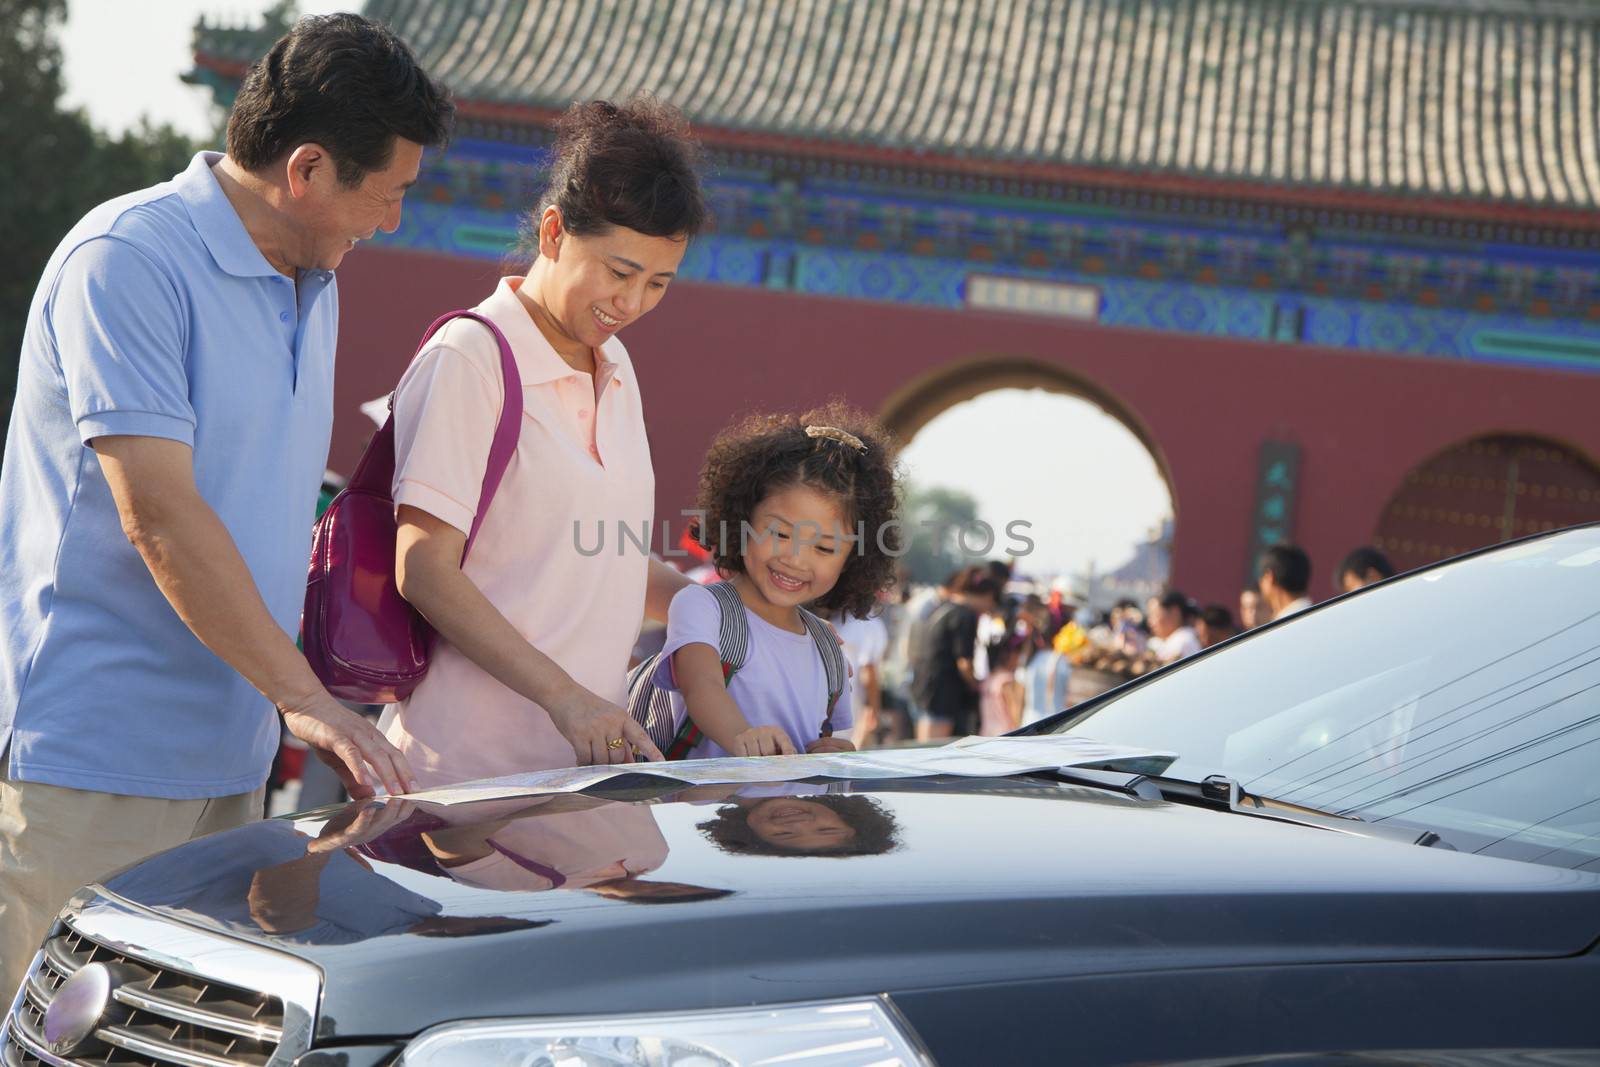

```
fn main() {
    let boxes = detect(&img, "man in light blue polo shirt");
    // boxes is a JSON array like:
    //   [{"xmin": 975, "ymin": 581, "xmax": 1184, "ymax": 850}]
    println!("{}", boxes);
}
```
[{"xmin": 0, "ymin": 14, "xmax": 452, "ymax": 995}]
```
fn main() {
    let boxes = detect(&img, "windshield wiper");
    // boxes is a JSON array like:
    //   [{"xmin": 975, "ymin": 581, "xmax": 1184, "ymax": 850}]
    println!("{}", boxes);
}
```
[
  {"xmin": 1181, "ymin": 774, "xmax": 1456, "ymax": 849},
  {"xmin": 1026, "ymin": 765, "xmax": 1166, "ymax": 800}
]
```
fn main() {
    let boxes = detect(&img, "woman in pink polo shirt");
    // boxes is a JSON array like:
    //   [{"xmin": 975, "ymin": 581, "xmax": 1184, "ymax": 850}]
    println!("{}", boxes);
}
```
[{"xmin": 385, "ymin": 98, "xmax": 703, "ymax": 786}]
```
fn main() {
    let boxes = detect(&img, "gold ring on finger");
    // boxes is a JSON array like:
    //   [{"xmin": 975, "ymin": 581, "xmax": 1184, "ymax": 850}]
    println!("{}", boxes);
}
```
[{"xmin": 607, "ymin": 737, "xmax": 625, "ymax": 750}]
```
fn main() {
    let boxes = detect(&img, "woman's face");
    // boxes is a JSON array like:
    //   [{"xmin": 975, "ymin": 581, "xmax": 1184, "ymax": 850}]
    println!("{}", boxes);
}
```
[
  {"xmin": 746, "ymin": 799, "xmax": 856, "ymax": 851},
  {"xmin": 537, "ymin": 208, "xmax": 688, "ymax": 350}
]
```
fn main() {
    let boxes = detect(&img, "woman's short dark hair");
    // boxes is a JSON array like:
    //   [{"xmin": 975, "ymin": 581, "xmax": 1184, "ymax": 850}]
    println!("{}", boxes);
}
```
[
  {"xmin": 227, "ymin": 14, "xmax": 454, "ymax": 186},
  {"xmin": 538, "ymin": 96, "xmax": 707, "ymax": 239},
  {"xmin": 695, "ymin": 401, "xmax": 901, "ymax": 619},
  {"xmin": 696, "ymin": 796, "xmax": 901, "ymax": 857}
]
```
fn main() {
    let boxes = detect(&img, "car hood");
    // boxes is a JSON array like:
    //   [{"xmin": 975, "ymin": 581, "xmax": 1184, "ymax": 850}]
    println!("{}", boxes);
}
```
[{"xmin": 99, "ymin": 776, "xmax": 1600, "ymax": 1039}]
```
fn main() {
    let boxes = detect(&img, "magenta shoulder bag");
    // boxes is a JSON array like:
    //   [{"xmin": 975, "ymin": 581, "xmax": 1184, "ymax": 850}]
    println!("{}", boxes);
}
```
[{"xmin": 302, "ymin": 311, "xmax": 523, "ymax": 703}]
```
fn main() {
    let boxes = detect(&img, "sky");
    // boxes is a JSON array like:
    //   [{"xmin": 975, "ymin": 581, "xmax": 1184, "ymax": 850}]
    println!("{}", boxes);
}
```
[
  {"xmin": 56, "ymin": 2, "xmax": 1174, "ymax": 581},
  {"xmin": 59, "ymin": 0, "xmax": 349, "ymax": 140},
  {"xmin": 899, "ymin": 389, "xmax": 1172, "ymax": 581}
]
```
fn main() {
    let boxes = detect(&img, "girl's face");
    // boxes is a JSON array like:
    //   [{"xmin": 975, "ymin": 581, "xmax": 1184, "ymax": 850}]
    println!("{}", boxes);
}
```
[
  {"xmin": 534, "ymin": 207, "xmax": 687, "ymax": 351},
  {"xmin": 743, "ymin": 483, "xmax": 853, "ymax": 611},
  {"xmin": 746, "ymin": 799, "xmax": 856, "ymax": 851}
]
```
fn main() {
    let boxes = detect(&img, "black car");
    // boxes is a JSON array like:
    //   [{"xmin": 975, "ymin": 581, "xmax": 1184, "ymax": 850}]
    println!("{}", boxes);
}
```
[{"xmin": 6, "ymin": 528, "xmax": 1600, "ymax": 1066}]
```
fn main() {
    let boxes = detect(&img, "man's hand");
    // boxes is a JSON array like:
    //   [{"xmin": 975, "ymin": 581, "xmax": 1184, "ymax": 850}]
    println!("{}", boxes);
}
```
[
  {"xmin": 278, "ymin": 690, "xmax": 418, "ymax": 797},
  {"xmin": 806, "ymin": 736, "xmax": 855, "ymax": 754},
  {"xmin": 732, "ymin": 725, "xmax": 798, "ymax": 757},
  {"xmin": 308, "ymin": 798, "xmax": 416, "ymax": 853},
  {"xmin": 545, "ymin": 687, "xmax": 665, "ymax": 765}
]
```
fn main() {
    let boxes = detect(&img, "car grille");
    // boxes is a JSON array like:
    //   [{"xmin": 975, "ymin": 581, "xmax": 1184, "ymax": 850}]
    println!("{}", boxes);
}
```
[{"xmin": 2, "ymin": 889, "xmax": 319, "ymax": 1067}]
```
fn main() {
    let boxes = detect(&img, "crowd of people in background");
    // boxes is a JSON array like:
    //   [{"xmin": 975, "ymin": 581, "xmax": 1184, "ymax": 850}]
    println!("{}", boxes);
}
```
[{"xmin": 759, "ymin": 540, "xmax": 1402, "ymax": 750}]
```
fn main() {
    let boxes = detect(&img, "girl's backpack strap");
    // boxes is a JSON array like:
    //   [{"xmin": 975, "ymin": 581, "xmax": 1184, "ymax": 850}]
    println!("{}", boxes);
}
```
[
  {"xmin": 667, "ymin": 581, "xmax": 752, "ymax": 757},
  {"xmin": 797, "ymin": 608, "xmax": 849, "ymax": 738},
  {"xmin": 705, "ymin": 581, "xmax": 752, "ymax": 681},
  {"xmin": 628, "ymin": 581, "xmax": 754, "ymax": 760}
]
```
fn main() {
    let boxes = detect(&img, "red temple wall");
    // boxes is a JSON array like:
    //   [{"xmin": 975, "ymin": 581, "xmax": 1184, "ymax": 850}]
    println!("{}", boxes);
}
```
[{"xmin": 330, "ymin": 247, "xmax": 1600, "ymax": 609}]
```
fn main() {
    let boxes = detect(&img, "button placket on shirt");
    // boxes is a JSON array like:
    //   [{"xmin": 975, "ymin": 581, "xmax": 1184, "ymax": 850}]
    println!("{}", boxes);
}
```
[
  {"xmin": 590, "ymin": 367, "xmax": 623, "ymax": 466},
  {"xmin": 557, "ymin": 374, "xmax": 600, "ymax": 466}
]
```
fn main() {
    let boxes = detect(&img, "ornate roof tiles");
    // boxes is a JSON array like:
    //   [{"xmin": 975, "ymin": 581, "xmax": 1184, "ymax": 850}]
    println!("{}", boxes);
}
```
[{"xmin": 195, "ymin": 0, "xmax": 1600, "ymax": 214}]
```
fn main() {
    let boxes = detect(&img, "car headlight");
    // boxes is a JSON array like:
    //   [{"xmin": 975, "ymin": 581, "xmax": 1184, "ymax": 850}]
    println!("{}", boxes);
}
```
[{"xmin": 396, "ymin": 996, "xmax": 934, "ymax": 1066}]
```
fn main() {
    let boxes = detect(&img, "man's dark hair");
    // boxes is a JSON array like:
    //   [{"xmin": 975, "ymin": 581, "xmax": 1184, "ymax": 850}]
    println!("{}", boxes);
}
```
[
  {"xmin": 1259, "ymin": 544, "xmax": 1312, "ymax": 595},
  {"xmin": 962, "ymin": 572, "xmax": 1002, "ymax": 603},
  {"xmin": 1337, "ymin": 545, "xmax": 1396, "ymax": 584},
  {"xmin": 228, "ymin": 14, "xmax": 454, "ymax": 185},
  {"xmin": 1156, "ymin": 590, "xmax": 1195, "ymax": 619},
  {"xmin": 1200, "ymin": 604, "xmax": 1236, "ymax": 632},
  {"xmin": 538, "ymin": 95, "xmax": 707, "ymax": 239}
]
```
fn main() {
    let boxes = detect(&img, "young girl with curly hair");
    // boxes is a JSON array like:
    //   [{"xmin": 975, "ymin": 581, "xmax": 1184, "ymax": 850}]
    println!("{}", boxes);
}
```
[{"xmin": 653, "ymin": 403, "xmax": 902, "ymax": 759}]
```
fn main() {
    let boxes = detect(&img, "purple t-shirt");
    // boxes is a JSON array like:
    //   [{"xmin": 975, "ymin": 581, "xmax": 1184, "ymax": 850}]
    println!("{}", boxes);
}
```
[{"xmin": 655, "ymin": 584, "xmax": 852, "ymax": 758}]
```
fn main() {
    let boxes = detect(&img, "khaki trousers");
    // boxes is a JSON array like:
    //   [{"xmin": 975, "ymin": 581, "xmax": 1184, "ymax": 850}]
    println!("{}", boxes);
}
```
[{"xmin": 0, "ymin": 772, "xmax": 264, "ymax": 1007}]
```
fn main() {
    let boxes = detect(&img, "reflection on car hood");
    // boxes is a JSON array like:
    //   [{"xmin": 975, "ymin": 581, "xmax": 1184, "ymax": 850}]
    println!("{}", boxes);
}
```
[{"xmin": 99, "ymin": 777, "xmax": 1600, "ymax": 1039}]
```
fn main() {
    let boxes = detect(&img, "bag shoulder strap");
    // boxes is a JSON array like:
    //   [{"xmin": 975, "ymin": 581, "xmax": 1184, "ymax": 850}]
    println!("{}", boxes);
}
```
[
  {"xmin": 797, "ymin": 608, "xmax": 849, "ymax": 738},
  {"xmin": 345, "ymin": 310, "xmax": 522, "ymax": 563},
  {"xmin": 424, "ymin": 311, "xmax": 522, "ymax": 559}
]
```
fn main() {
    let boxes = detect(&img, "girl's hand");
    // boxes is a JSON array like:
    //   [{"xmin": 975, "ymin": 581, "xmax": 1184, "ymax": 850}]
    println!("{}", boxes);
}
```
[
  {"xmin": 806, "ymin": 736, "xmax": 856, "ymax": 754},
  {"xmin": 731, "ymin": 726, "xmax": 798, "ymax": 757},
  {"xmin": 547, "ymin": 687, "xmax": 665, "ymax": 765}
]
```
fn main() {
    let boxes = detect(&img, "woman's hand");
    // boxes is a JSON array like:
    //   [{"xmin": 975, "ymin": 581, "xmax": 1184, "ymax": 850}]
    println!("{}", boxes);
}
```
[
  {"xmin": 806, "ymin": 736, "xmax": 855, "ymax": 754},
  {"xmin": 731, "ymin": 725, "xmax": 798, "ymax": 757},
  {"xmin": 398, "ymin": 505, "xmax": 663, "ymax": 768},
  {"xmin": 546, "ymin": 686, "xmax": 665, "ymax": 765}
]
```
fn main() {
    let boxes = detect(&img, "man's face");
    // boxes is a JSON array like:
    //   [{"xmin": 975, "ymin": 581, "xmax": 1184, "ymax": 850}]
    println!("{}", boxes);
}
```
[
  {"xmin": 294, "ymin": 137, "xmax": 424, "ymax": 271},
  {"xmin": 1239, "ymin": 589, "xmax": 1262, "ymax": 628},
  {"xmin": 1147, "ymin": 597, "xmax": 1177, "ymax": 639}
]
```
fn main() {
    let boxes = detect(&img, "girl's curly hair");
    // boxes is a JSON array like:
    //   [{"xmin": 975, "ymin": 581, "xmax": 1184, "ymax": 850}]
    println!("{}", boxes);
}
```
[
  {"xmin": 694, "ymin": 401, "xmax": 902, "ymax": 619},
  {"xmin": 696, "ymin": 795, "xmax": 902, "ymax": 857}
]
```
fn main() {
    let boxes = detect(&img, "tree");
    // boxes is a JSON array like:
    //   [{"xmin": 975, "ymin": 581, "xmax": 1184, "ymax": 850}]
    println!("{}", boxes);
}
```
[
  {"xmin": 899, "ymin": 482, "xmax": 985, "ymax": 585},
  {"xmin": 0, "ymin": 0, "xmax": 198, "ymax": 436}
]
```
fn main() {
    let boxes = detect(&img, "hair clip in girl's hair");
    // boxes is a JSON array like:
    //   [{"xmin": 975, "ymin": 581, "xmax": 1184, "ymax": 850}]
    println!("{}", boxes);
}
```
[{"xmin": 804, "ymin": 425, "xmax": 868, "ymax": 453}]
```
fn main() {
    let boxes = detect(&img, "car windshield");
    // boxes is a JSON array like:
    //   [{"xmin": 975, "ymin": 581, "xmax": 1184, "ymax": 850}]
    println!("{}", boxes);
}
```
[{"xmin": 1053, "ymin": 526, "xmax": 1600, "ymax": 872}]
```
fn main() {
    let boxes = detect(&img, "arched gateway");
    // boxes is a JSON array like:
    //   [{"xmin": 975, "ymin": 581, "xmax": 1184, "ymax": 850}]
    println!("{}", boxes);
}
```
[
  {"xmin": 1375, "ymin": 436, "xmax": 1600, "ymax": 575},
  {"xmin": 190, "ymin": 0, "xmax": 1600, "ymax": 608}
]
